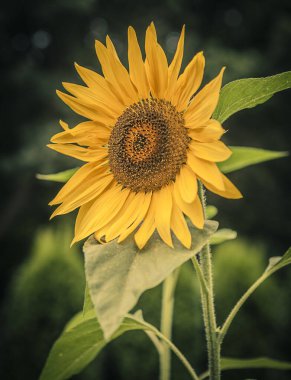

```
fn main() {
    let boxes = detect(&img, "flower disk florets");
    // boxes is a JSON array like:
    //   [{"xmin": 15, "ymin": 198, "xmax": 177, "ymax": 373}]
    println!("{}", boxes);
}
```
[{"xmin": 108, "ymin": 98, "xmax": 190, "ymax": 192}]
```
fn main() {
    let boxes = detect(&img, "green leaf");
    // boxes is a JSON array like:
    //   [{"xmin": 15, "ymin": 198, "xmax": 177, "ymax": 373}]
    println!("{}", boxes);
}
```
[
  {"xmin": 199, "ymin": 356, "xmax": 291, "ymax": 379},
  {"xmin": 83, "ymin": 284, "xmax": 94, "ymax": 315},
  {"xmin": 84, "ymin": 220, "xmax": 218, "ymax": 339},
  {"xmin": 213, "ymin": 71, "xmax": 291, "ymax": 123},
  {"xmin": 40, "ymin": 315, "xmax": 105, "ymax": 380},
  {"xmin": 221, "ymin": 357, "xmax": 291, "ymax": 371},
  {"xmin": 219, "ymin": 146, "xmax": 288, "ymax": 174},
  {"xmin": 36, "ymin": 168, "xmax": 78, "ymax": 182},
  {"xmin": 64, "ymin": 309, "xmax": 96, "ymax": 331},
  {"xmin": 39, "ymin": 312, "xmax": 148, "ymax": 380},
  {"xmin": 209, "ymin": 228, "xmax": 237, "ymax": 245},
  {"xmin": 205, "ymin": 205, "xmax": 218, "ymax": 219},
  {"xmin": 40, "ymin": 309, "xmax": 200, "ymax": 380}
]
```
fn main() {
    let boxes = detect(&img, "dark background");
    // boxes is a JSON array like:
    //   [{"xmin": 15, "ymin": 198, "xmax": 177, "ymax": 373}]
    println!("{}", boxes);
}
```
[{"xmin": 0, "ymin": 0, "xmax": 290, "ymax": 379}]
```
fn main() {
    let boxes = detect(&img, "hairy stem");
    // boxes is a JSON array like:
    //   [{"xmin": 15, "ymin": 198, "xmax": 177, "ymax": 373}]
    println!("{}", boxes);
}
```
[{"xmin": 197, "ymin": 182, "xmax": 221, "ymax": 380}]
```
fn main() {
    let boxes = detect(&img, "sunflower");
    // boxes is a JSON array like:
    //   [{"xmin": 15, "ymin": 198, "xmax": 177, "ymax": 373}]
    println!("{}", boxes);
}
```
[{"xmin": 48, "ymin": 22, "xmax": 242, "ymax": 249}]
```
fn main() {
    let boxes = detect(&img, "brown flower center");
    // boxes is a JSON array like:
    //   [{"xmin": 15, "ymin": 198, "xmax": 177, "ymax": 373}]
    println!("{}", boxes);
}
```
[{"xmin": 108, "ymin": 98, "xmax": 189, "ymax": 192}]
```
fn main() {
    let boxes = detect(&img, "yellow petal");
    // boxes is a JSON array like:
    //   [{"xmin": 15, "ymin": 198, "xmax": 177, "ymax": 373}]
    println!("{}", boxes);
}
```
[
  {"xmin": 51, "ymin": 165, "xmax": 109, "ymax": 207},
  {"xmin": 50, "ymin": 172, "xmax": 113, "ymax": 218},
  {"xmin": 94, "ymin": 191, "xmax": 137, "ymax": 242},
  {"xmin": 189, "ymin": 140, "xmax": 232, "ymax": 162},
  {"xmin": 128, "ymin": 26, "xmax": 150, "ymax": 99},
  {"xmin": 172, "ymin": 51, "xmax": 205, "ymax": 111},
  {"xmin": 95, "ymin": 39, "xmax": 138, "ymax": 105},
  {"xmin": 75, "ymin": 62, "xmax": 109, "ymax": 89},
  {"xmin": 73, "ymin": 185, "xmax": 130, "ymax": 243},
  {"xmin": 171, "ymin": 199, "xmax": 191, "ymax": 248},
  {"xmin": 134, "ymin": 194, "xmax": 156, "ymax": 250},
  {"xmin": 49, "ymin": 162, "xmax": 102, "ymax": 205},
  {"xmin": 59, "ymin": 120, "xmax": 69, "ymax": 130},
  {"xmin": 154, "ymin": 185, "xmax": 173, "ymax": 247},
  {"xmin": 104, "ymin": 192, "xmax": 143, "ymax": 241},
  {"xmin": 149, "ymin": 21, "xmax": 157, "ymax": 39},
  {"xmin": 187, "ymin": 153, "xmax": 225, "ymax": 190},
  {"xmin": 190, "ymin": 196, "xmax": 204, "ymax": 229},
  {"xmin": 145, "ymin": 23, "xmax": 168, "ymax": 98},
  {"xmin": 73, "ymin": 199, "xmax": 95, "ymax": 246},
  {"xmin": 106, "ymin": 35, "xmax": 121, "ymax": 62},
  {"xmin": 118, "ymin": 192, "xmax": 152, "ymax": 243},
  {"xmin": 74, "ymin": 63, "xmax": 125, "ymax": 108},
  {"xmin": 98, "ymin": 192, "xmax": 150, "ymax": 242},
  {"xmin": 188, "ymin": 119, "xmax": 225, "ymax": 142},
  {"xmin": 165, "ymin": 25, "xmax": 185, "ymax": 100},
  {"xmin": 202, "ymin": 173, "xmax": 242, "ymax": 199},
  {"xmin": 173, "ymin": 184, "xmax": 204, "ymax": 229},
  {"xmin": 184, "ymin": 67, "xmax": 225, "ymax": 128},
  {"xmin": 51, "ymin": 121, "xmax": 110, "ymax": 146},
  {"xmin": 62, "ymin": 82, "xmax": 123, "ymax": 117},
  {"xmin": 176, "ymin": 165, "xmax": 198, "ymax": 203},
  {"xmin": 47, "ymin": 143, "xmax": 108, "ymax": 162},
  {"xmin": 56, "ymin": 90, "xmax": 115, "ymax": 125}
]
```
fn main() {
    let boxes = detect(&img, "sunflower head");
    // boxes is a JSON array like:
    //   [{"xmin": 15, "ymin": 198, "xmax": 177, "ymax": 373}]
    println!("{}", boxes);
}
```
[{"xmin": 48, "ymin": 22, "xmax": 242, "ymax": 250}]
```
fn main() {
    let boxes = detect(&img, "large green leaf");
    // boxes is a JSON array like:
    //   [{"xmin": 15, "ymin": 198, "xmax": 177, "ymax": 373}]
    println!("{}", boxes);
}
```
[
  {"xmin": 213, "ymin": 71, "xmax": 291, "ymax": 123},
  {"xmin": 39, "ymin": 311, "xmax": 149, "ymax": 380},
  {"xmin": 84, "ymin": 221, "xmax": 218, "ymax": 339},
  {"xmin": 199, "ymin": 356, "xmax": 291, "ymax": 379},
  {"xmin": 83, "ymin": 284, "xmax": 94, "ymax": 315},
  {"xmin": 36, "ymin": 168, "xmax": 78, "ymax": 183},
  {"xmin": 219, "ymin": 146, "xmax": 288, "ymax": 174}
]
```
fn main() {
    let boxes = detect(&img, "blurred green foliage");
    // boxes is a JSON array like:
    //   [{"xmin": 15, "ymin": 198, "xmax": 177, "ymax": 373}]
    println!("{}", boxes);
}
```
[{"xmin": 1, "ymin": 224, "xmax": 85, "ymax": 379}]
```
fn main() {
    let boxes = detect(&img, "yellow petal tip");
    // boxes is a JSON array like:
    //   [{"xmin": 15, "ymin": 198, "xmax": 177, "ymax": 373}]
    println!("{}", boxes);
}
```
[
  {"xmin": 221, "ymin": 66, "xmax": 226, "ymax": 74},
  {"xmin": 134, "ymin": 235, "xmax": 145, "ymax": 250},
  {"xmin": 56, "ymin": 89, "xmax": 64, "ymax": 99},
  {"xmin": 49, "ymin": 213, "xmax": 56, "ymax": 221}
]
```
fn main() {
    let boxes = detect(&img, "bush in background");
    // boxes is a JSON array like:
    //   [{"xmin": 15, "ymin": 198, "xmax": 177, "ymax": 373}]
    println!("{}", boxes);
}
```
[{"xmin": 1, "ymin": 224, "xmax": 85, "ymax": 380}]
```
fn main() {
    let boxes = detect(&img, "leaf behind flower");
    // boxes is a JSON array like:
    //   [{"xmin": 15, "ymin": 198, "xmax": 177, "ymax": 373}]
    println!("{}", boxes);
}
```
[
  {"xmin": 36, "ymin": 168, "xmax": 79, "ymax": 182},
  {"xmin": 84, "ymin": 220, "xmax": 218, "ymax": 339},
  {"xmin": 219, "ymin": 146, "xmax": 287, "ymax": 173},
  {"xmin": 213, "ymin": 71, "xmax": 291, "ymax": 123}
]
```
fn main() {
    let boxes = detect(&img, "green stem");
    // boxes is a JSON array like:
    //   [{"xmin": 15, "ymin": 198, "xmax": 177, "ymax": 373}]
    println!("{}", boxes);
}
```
[
  {"xmin": 159, "ymin": 269, "xmax": 179, "ymax": 380},
  {"xmin": 197, "ymin": 182, "xmax": 221, "ymax": 380},
  {"xmin": 126, "ymin": 314, "xmax": 200, "ymax": 380},
  {"xmin": 219, "ymin": 270, "xmax": 270, "ymax": 344},
  {"xmin": 155, "ymin": 330, "xmax": 200, "ymax": 380}
]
